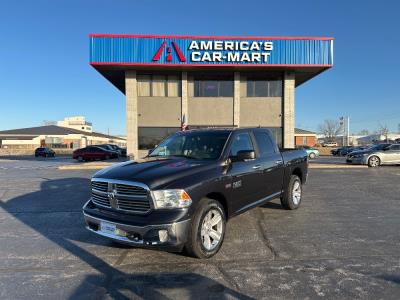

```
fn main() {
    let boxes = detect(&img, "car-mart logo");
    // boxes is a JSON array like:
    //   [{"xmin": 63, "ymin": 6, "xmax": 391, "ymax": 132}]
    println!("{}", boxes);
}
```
[{"xmin": 152, "ymin": 41, "xmax": 186, "ymax": 62}]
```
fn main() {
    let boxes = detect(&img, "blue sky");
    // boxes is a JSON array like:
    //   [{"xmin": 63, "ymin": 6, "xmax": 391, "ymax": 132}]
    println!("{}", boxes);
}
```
[{"xmin": 0, "ymin": 0, "xmax": 399, "ymax": 135}]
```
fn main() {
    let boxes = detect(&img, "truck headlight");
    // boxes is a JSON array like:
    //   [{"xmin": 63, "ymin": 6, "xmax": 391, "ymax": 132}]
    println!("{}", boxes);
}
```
[{"xmin": 151, "ymin": 189, "xmax": 192, "ymax": 209}]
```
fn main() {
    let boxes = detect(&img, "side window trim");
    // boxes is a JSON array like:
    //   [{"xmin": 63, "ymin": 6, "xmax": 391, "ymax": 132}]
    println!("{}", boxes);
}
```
[{"xmin": 249, "ymin": 131, "xmax": 259, "ymax": 159}]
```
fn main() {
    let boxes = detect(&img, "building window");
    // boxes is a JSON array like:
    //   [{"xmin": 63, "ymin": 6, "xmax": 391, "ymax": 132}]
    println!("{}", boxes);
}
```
[
  {"xmin": 137, "ymin": 74, "xmax": 181, "ymax": 97},
  {"xmin": 247, "ymin": 79, "xmax": 282, "ymax": 97},
  {"xmin": 194, "ymin": 77, "xmax": 233, "ymax": 97},
  {"xmin": 138, "ymin": 127, "xmax": 181, "ymax": 149}
]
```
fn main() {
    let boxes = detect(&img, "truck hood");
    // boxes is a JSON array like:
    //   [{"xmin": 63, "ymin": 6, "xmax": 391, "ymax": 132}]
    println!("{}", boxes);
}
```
[{"xmin": 92, "ymin": 157, "xmax": 217, "ymax": 189}]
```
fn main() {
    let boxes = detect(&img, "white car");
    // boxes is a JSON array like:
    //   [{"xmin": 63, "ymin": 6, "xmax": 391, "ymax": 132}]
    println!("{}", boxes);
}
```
[
  {"xmin": 323, "ymin": 142, "xmax": 338, "ymax": 147},
  {"xmin": 346, "ymin": 144, "xmax": 400, "ymax": 167}
]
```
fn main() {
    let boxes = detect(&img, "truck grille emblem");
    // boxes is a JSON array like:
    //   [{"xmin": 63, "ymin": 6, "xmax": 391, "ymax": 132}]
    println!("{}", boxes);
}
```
[{"xmin": 107, "ymin": 183, "xmax": 118, "ymax": 209}]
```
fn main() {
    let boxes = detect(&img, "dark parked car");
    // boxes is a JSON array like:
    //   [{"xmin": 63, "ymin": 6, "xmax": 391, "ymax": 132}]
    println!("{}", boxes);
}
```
[
  {"xmin": 331, "ymin": 146, "xmax": 351, "ymax": 156},
  {"xmin": 34, "ymin": 147, "xmax": 55, "ymax": 157},
  {"xmin": 338, "ymin": 146, "xmax": 355, "ymax": 156},
  {"xmin": 83, "ymin": 128, "xmax": 308, "ymax": 258},
  {"xmin": 73, "ymin": 146, "xmax": 118, "ymax": 161}
]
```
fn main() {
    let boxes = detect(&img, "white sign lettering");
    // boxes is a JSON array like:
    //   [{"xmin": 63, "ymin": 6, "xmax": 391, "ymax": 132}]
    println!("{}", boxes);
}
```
[{"xmin": 189, "ymin": 40, "xmax": 273, "ymax": 63}]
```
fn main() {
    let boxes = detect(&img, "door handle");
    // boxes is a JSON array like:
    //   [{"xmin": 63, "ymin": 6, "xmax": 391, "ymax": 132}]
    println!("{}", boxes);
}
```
[
  {"xmin": 252, "ymin": 165, "xmax": 261, "ymax": 170},
  {"xmin": 275, "ymin": 160, "xmax": 283, "ymax": 165}
]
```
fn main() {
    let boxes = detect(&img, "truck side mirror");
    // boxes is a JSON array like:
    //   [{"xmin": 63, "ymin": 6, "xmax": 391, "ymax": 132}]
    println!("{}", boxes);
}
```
[{"xmin": 236, "ymin": 150, "xmax": 255, "ymax": 161}]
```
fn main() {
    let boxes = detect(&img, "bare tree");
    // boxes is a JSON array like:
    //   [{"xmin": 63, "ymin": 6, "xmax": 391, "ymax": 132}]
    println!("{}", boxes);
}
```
[
  {"xmin": 358, "ymin": 129, "xmax": 369, "ymax": 136},
  {"xmin": 377, "ymin": 123, "xmax": 389, "ymax": 142},
  {"xmin": 318, "ymin": 119, "xmax": 341, "ymax": 141}
]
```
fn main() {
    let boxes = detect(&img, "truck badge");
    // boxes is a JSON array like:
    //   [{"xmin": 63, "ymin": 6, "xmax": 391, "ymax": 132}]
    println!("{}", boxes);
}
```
[
  {"xmin": 232, "ymin": 180, "xmax": 242, "ymax": 189},
  {"xmin": 107, "ymin": 184, "xmax": 118, "ymax": 209}
]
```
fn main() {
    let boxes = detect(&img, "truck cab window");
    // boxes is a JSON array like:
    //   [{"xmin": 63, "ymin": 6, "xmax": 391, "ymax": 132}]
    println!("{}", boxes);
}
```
[{"xmin": 230, "ymin": 133, "xmax": 254, "ymax": 157}]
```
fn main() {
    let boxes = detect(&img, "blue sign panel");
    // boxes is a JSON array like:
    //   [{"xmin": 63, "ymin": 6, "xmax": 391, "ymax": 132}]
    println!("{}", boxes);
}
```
[{"xmin": 90, "ymin": 34, "xmax": 333, "ymax": 67}]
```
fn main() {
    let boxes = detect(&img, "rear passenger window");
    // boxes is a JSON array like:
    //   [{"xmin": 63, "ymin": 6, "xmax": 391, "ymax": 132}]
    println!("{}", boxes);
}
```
[
  {"xmin": 230, "ymin": 133, "xmax": 254, "ymax": 157},
  {"xmin": 254, "ymin": 132, "xmax": 275, "ymax": 157}
]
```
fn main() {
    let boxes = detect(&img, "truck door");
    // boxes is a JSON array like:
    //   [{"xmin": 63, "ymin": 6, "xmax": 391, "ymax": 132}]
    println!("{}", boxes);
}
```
[
  {"xmin": 227, "ymin": 131, "xmax": 266, "ymax": 213},
  {"xmin": 252, "ymin": 130, "xmax": 284, "ymax": 198}
]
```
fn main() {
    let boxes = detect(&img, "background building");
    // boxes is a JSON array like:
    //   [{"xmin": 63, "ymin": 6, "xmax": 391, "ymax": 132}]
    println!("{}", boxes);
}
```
[
  {"xmin": 57, "ymin": 116, "xmax": 92, "ymax": 132},
  {"xmin": 357, "ymin": 133, "xmax": 400, "ymax": 145},
  {"xmin": 0, "ymin": 118, "xmax": 126, "ymax": 154},
  {"xmin": 294, "ymin": 128, "xmax": 317, "ymax": 146},
  {"xmin": 89, "ymin": 34, "xmax": 334, "ymax": 158}
]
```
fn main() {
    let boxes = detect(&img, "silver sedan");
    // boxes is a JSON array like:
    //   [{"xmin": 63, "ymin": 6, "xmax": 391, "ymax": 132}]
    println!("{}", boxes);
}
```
[{"xmin": 346, "ymin": 144, "xmax": 400, "ymax": 167}]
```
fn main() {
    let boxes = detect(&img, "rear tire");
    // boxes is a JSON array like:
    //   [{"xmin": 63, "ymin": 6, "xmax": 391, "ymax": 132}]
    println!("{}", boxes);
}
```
[
  {"xmin": 184, "ymin": 198, "xmax": 226, "ymax": 259},
  {"xmin": 78, "ymin": 156, "xmax": 83, "ymax": 162},
  {"xmin": 309, "ymin": 153, "xmax": 316, "ymax": 159},
  {"xmin": 368, "ymin": 156, "xmax": 380, "ymax": 167},
  {"xmin": 281, "ymin": 175, "xmax": 302, "ymax": 210}
]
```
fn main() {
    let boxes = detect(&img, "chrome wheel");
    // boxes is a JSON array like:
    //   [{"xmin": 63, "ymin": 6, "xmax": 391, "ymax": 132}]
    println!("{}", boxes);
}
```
[
  {"xmin": 201, "ymin": 209, "xmax": 223, "ymax": 251},
  {"xmin": 309, "ymin": 153, "xmax": 316, "ymax": 159},
  {"xmin": 292, "ymin": 180, "xmax": 302, "ymax": 205}
]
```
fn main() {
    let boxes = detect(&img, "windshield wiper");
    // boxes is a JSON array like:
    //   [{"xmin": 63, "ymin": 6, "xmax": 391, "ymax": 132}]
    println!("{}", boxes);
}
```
[{"xmin": 148, "ymin": 154, "xmax": 197, "ymax": 159}]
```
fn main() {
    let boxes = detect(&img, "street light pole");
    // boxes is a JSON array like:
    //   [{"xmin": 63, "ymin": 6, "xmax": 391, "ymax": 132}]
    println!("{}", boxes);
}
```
[{"xmin": 347, "ymin": 116, "xmax": 350, "ymax": 146}]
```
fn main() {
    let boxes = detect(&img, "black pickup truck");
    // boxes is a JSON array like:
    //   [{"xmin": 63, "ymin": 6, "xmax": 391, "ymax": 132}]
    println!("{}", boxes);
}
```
[{"xmin": 83, "ymin": 128, "xmax": 308, "ymax": 258}]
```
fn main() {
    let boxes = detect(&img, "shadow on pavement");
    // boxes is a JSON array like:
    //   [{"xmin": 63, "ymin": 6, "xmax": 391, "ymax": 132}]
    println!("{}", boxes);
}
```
[
  {"xmin": 0, "ymin": 177, "xmax": 254, "ymax": 299},
  {"xmin": 0, "ymin": 155, "xmax": 70, "ymax": 161}
]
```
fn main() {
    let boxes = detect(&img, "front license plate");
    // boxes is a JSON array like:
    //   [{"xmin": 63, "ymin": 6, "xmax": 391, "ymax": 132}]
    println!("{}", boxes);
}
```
[{"xmin": 100, "ymin": 221, "xmax": 116, "ymax": 235}]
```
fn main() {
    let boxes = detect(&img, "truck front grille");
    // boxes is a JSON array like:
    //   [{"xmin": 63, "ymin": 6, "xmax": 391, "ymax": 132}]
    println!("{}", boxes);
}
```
[{"xmin": 91, "ymin": 180, "xmax": 151, "ymax": 213}]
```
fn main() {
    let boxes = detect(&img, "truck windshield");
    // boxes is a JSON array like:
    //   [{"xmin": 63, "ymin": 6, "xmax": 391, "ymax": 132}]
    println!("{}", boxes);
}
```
[{"xmin": 149, "ymin": 131, "xmax": 230, "ymax": 160}]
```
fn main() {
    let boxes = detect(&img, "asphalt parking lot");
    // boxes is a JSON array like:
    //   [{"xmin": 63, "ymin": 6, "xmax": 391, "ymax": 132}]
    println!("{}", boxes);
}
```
[{"xmin": 0, "ymin": 157, "xmax": 399, "ymax": 299}]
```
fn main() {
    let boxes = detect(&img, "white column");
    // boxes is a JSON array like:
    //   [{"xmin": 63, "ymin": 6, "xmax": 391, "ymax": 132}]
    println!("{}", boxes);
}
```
[
  {"xmin": 233, "ymin": 72, "xmax": 241, "ymax": 127},
  {"xmin": 181, "ymin": 71, "xmax": 188, "ymax": 126},
  {"xmin": 125, "ymin": 70, "xmax": 138, "ymax": 159},
  {"xmin": 283, "ymin": 72, "xmax": 295, "ymax": 148}
]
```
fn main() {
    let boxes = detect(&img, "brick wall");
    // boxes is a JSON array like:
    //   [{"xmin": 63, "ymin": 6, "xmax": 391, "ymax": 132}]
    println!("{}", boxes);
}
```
[{"xmin": 295, "ymin": 136, "xmax": 316, "ymax": 147}]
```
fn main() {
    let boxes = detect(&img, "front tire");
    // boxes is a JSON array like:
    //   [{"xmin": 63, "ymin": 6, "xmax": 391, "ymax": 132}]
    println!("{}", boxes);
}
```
[
  {"xmin": 281, "ymin": 175, "xmax": 302, "ymax": 210},
  {"xmin": 309, "ymin": 152, "xmax": 316, "ymax": 159},
  {"xmin": 368, "ymin": 156, "xmax": 380, "ymax": 167},
  {"xmin": 184, "ymin": 198, "xmax": 226, "ymax": 259}
]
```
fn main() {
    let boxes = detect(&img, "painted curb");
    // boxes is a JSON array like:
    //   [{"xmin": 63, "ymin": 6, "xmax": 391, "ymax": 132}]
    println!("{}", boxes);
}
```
[
  {"xmin": 309, "ymin": 164, "xmax": 367, "ymax": 169},
  {"xmin": 58, "ymin": 164, "xmax": 113, "ymax": 170}
]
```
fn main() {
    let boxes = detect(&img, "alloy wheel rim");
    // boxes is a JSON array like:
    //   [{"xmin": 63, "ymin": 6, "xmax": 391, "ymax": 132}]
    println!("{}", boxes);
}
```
[
  {"xmin": 201, "ymin": 209, "xmax": 223, "ymax": 251},
  {"xmin": 292, "ymin": 180, "xmax": 302, "ymax": 205},
  {"xmin": 370, "ymin": 157, "xmax": 379, "ymax": 166}
]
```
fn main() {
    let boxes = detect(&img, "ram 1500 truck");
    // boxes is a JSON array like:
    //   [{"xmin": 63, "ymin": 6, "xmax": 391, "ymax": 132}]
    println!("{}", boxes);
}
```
[{"xmin": 83, "ymin": 128, "xmax": 308, "ymax": 258}]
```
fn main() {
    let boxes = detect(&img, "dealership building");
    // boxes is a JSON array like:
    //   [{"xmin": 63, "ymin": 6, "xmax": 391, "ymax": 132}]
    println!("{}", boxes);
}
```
[{"xmin": 90, "ymin": 34, "xmax": 333, "ymax": 158}]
